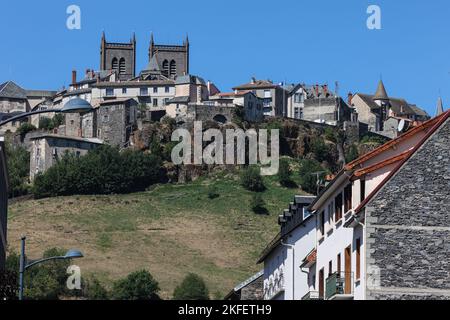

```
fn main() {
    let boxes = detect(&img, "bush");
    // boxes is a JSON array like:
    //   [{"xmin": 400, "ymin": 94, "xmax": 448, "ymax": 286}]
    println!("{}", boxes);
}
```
[
  {"xmin": 84, "ymin": 276, "xmax": 109, "ymax": 300},
  {"xmin": 310, "ymin": 137, "xmax": 330, "ymax": 163},
  {"xmin": 278, "ymin": 158, "xmax": 293, "ymax": 186},
  {"xmin": 298, "ymin": 159, "xmax": 327, "ymax": 195},
  {"xmin": 5, "ymin": 141, "xmax": 30, "ymax": 197},
  {"xmin": 345, "ymin": 144, "xmax": 359, "ymax": 163},
  {"xmin": 207, "ymin": 185, "xmax": 220, "ymax": 199},
  {"xmin": 240, "ymin": 166, "xmax": 265, "ymax": 192},
  {"xmin": 112, "ymin": 270, "xmax": 160, "ymax": 300},
  {"xmin": 16, "ymin": 123, "xmax": 36, "ymax": 139},
  {"xmin": 250, "ymin": 193, "xmax": 268, "ymax": 215},
  {"xmin": 360, "ymin": 135, "xmax": 388, "ymax": 145},
  {"xmin": 173, "ymin": 273, "xmax": 209, "ymax": 300},
  {"xmin": 33, "ymin": 145, "xmax": 164, "ymax": 198}
]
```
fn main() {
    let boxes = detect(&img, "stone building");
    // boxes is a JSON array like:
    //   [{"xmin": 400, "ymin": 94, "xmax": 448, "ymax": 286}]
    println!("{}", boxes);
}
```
[
  {"xmin": 349, "ymin": 80, "xmax": 430, "ymax": 133},
  {"xmin": 0, "ymin": 137, "xmax": 8, "ymax": 270},
  {"xmin": 29, "ymin": 133, "xmax": 103, "ymax": 180},
  {"xmin": 232, "ymin": 78, "xmax": 287, "ymax": 117},
  {"xmin": 100, "ymin": 32, "xmax": 136, "ymax": 81},
  {"xmin": 0, "ymin": 81, "xmax": 29, "ymax": 133},
  {"xmin": 147, "ymin": 33, "xmax": 189, "ymax": 79},
  {"xmin": 96, "ymin": 98, "xmax": 137, "ymax": 148},
  {"xmin": 225, "ymin": 271, "xmax": 264, "ymax": 300},
  {"xmin": 210, "ymin": 90, "xmax": 264, "ymax": 122}
]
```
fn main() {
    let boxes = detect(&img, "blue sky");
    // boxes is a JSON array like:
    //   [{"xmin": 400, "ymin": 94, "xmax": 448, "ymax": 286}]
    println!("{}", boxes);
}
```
[{"xmin": 1, "ymin": 0, "xmax": 449, "ymax": 115}]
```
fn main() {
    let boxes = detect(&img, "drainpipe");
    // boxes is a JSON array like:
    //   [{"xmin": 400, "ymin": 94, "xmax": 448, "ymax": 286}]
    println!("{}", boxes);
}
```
[
  {"xmin": 354, "ymin": 213, "xmax": 365, "ymax": 300},
  {"xmin": 281, "ymin": 239, "xmax": 295, "ymax": 300}
]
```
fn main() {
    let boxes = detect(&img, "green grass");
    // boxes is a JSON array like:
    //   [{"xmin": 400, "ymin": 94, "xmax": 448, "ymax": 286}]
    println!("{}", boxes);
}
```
[{"xmin": 8, "ymin": 172, "xmax": 307, "ymax": 299}]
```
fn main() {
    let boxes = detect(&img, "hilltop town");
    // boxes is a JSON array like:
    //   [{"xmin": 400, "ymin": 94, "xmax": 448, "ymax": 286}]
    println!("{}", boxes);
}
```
[{"xmin": 0, "ymin": 33, "xmax": 448, "ymax": 301}]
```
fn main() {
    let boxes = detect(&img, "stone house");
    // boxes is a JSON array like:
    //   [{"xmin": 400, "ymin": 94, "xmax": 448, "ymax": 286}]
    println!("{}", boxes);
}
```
[
  {"xmin": 225, "ymin": 270, "xmax": 264, "ymax": 300},
  {"xmin": 0, "ymin": 81, "xmax": 29, "ymax": 133},
  {"xmin": 29, "ymin": 133, "xmax": 103, "ymax": 181},
  {"xmin": 258, "ymin": 110, "xmax": 450, "ymax": 300},
  {"xmin": 0, "ymin": 137, "xmax": 8, "ymax": 270},
  {"xmin": 210, "ymin": 90, "xmax": 264, "ymax": 122},
  {"xmin": 232, "ymin": 78, "xmax": 287, "ymax": 117},
  {"xmin": 96, "ymin": 98, "xmax": 137, "ymax": 148}
]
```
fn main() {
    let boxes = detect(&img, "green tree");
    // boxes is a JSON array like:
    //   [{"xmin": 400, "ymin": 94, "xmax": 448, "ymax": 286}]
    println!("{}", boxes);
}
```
[
  {"xmin": 298, "ymin": 159, "xmax": 327, "ymax": 195},
  {"xmin": 173, "ymin": 273, "xmax": 209, "ymax": 300},
  {"xmin": 5, "ymin": 141, "xmax": 30, "ymax": 197},
  {"xmin": 112, "ymin": 270, "xmax": 160, "ymax": 300},
  {"xmin": 310, "ymin": 137, "xmax": 329, "ymax": 163},
  {"xmin": 240, "ymin": 166, "xmax": 265, "ymax": 192},
  {"xmin": 278, "ymin": 158, "xmax": 292, "ymax": 186},
  {"xmin": 16, "ymin": 123, "xmax": 36, "ymax": 140}
]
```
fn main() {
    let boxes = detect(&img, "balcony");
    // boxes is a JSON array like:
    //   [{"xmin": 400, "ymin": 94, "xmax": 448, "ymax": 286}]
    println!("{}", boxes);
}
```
[
  {"xmin": 301, "ymin": 291, "xmax": 322, "ymax": 300},
  {"xmin": 325, "ymin": 272, "xmax": 354, "ymax": 300}
]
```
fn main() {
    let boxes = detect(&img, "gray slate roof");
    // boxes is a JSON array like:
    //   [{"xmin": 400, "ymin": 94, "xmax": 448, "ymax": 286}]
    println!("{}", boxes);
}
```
[{"xmin": 0, "ymin": 81, "xmax": 27, "ymax": 100}]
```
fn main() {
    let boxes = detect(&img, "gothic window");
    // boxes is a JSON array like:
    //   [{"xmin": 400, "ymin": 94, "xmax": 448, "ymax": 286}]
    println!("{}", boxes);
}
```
[
  {"xmin": 162, "ymin": 60, "xmax": 169, "ymax": 77},
  {"xmin": 119, "ymin": 58, "xmax": 126, "ymax": 75},
  {"xmin": 169, "ymin": 60, "xmax": 176, "ymax": 77},
  {"xmin": 112, "ymin": 58, "xmax": 118, "ymax": 71}
]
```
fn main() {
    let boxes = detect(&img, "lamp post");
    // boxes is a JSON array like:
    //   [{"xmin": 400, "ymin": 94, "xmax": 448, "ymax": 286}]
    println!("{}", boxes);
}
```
[
  {"xmin": 18, "ymin": 236, "xmax": 83, "ymax": 300},
  {"xmin": 0, "ymin": 97, "xmax": 94, "ymax": 128}
]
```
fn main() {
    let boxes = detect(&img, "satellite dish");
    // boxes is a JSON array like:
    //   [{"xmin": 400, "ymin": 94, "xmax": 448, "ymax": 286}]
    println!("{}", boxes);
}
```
[{"xmin": 398, "ymin": 119, "xmax": 406, "ymax": 132}]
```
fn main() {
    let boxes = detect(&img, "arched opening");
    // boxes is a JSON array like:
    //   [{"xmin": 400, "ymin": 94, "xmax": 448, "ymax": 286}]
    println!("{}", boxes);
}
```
[
  {"xmin": 169, "ymin": 60, "xmax": 176, "ymax": 78},
  {"xmin": 119, "ymin": 58, "xmax": 126, "ymax": 75},
  {"xmin": 112, "ymin": 58, "xmax": 118, "ymax": 71},
  {"xmin": 213, "ymin": 114, "xmax": 227, "ymax": 124},
  {"xmin": 162, "ymin": 60, "xmax": 169, "ymax": 78}
]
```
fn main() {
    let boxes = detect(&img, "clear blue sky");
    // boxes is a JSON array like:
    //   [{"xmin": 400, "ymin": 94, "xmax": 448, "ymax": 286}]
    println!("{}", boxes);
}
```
[{"xmin": 1, "ymin": 0, "xmax": 449, "ymax": 115}]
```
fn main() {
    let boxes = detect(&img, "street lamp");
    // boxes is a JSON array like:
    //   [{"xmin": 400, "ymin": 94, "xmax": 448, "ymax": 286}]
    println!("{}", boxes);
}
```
[
  {"xmin": 18, "ymin": 236, "xmax": 84, "ymax": 300},
  {"xmin": 0, "ymin": 98, "xmax": 94, "ymax": 127}
]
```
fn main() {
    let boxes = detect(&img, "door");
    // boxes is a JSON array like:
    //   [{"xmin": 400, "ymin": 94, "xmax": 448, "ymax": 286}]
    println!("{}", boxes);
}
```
[
  {"xmin": 319, "ymin": 268, "xmax": 324, "ymax": 299},
  {"xmin": 344, "ymin": 246, "xmax": 351, "ymax": 294}
]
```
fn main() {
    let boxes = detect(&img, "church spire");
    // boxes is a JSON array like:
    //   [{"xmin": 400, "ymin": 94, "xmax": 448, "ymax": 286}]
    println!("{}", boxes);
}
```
[
  {"xmin": 373, "ymin": 79, "xmax": 389, "ymax": 101},
  {"xmin": 436, "ymin": 96, "xmax": 444, "ymax": 116}
]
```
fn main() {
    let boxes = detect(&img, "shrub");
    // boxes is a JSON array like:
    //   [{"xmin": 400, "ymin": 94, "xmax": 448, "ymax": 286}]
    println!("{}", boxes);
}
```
[
  {"xmin": 240, "ymin": 166, "xmax": 265, "ymax": 192},
  {"xmin": 33, "ymin": 145, "xmax": 164, "ymax": 198},
  {"xmin": 278, "ymin": 158, "xmax": 293, "ymax": 186},
  {"xmin": 84, "ymin": 276, "xmax": 109, "ymax": 300},
  {"xmin": 207, "ymin": 185, "xmax": 220, "ymax": 199},
  {"xmin": 345, "ymin": 144, "xmax": 359, "ymax": 163},
  {"xmin": 310, "ymin": 137, "xmax": 329, "ymax": 163},
  {"xmin": 112, "ymin": 270, "xmax": 160, "ymax": 300},
  {"xmin": 39, "ymin": 114, "xmax": 65, "ymax": 131},
  {"xmin": 5, "ymin": 141, "xmax": 30, "ymax": 197},
  {"xmin": 173, "ymin": 273, "xmax": 209, "ymax": 300},
  {"xmin": 298, "ymin": 159, "xmax": 327, "ymax": 195},
  {"xmin": 250, "ymin": 193, "xmax": 268, "ymax": 215},
  {"xmin": 16, "ymin": 123, "xmax": 36, "ymax": 139}
]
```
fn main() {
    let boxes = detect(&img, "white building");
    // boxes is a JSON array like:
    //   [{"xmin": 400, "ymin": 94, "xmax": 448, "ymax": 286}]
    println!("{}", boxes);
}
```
[{"xmin": 259, "ymin": 112, "xmax": 450, "ymax": 300}]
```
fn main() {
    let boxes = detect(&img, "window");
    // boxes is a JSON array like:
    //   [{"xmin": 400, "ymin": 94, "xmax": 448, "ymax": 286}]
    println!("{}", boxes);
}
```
[
  {"xmin": 140, "ymin": 88, "xmax": 148, "ymax": 96},
  {"xmin": 119, "ymin": 58, "xmax": 126, "ymax": 75},
  {"xmin": 360, "ymin": 179, "xmax": 366, "ymax": 203},
  {"xmin": 169, "ymin": 60, "xmax": 176, "ymax": 78},
  {"xmin": 153, "ymin": 98, "xmax": 158, "ymax": 107},
  {"xmin": 344, "ymin": 184, "xmax": 352, "ymax": 213},
  {"xmin": 162, "ymin": 60, "xmax": 169, "ymax": 78},
  {"xmin": 328, "ymin": 261, "xmax": 333, "ymax": 276},
  {"xmin": 165, "ymin": 86, "xmax": 170, "ymax": 93},
  {"xmin": 327, "ymin": 201, "xmax": 334, "ymax": 226},
  {"xmin": 337, "ymin": 254, "xmax": 341, "ymax": 273},
  {"xmin": 106, "ymin": 88, "xmax": 114, "ymax": 96},
  {"xmin": 103, "ymin": 115, "xmax": 109, "ymax": 122},
  {"xmin": 122, "ymin": 88, "xmax": 127, "ymax": 94},
  {"xmin": 356, "ymin": 238, "xmax": 361, "ymax": 280},
  {"xmin": 294, "ymin": 93, "xmax": 303, "ymax": 103},
  {"xmin": 294, "ymin": 108, "xmax": 299, "ymax": 119},
  {"xmin": 112, "ymin": 58, "xmax": 118, "ymax": 71},
  {"xmin": 319, "ymin": 210, "xmax": 325, "ymax": 237},
  {"xmin": 335, "ymin": 193, "xmax": 343, "ymax": 221},
  {"xmin": 153, "ymin": 87, "xmax": 158, "ymax": 93},
  {"xmin": 163, "ymin": 98, "xmax": 169, "ymax": 106},
  {"xmin": 264, "ymin": 90, "xmax": 271, "ymax": 98}
]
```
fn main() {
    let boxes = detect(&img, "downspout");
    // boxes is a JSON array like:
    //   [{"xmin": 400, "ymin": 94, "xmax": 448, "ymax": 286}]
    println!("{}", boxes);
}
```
[
  {"xmin": 354, "ymin": 212, "xmax": 366, "ymax": 300},
  {"xmin": 281, "ymin": 239, "xmax": 295, "ymax": 300}
]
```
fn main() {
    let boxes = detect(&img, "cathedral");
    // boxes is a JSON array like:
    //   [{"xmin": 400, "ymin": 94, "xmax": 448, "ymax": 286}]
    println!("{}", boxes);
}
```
[{"xmin": 100, "ymin": 32, "xmax": 189, "ymax": 81}]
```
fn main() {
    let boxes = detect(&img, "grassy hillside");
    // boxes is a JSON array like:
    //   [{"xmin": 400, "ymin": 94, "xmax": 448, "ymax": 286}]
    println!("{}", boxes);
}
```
[{"xmin": 8, "ymin": 173, "xmax": 307, "ymax": 299}]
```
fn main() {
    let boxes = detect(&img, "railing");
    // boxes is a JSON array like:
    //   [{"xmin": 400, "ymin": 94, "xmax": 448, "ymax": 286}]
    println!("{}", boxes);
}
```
[
  {"xmin": 301, "ymin": 291, "xmax": 321, "ymax": 300},
  {"xmin": 325, "ymin": 272, "xmax": 354, "ymax": 300}
]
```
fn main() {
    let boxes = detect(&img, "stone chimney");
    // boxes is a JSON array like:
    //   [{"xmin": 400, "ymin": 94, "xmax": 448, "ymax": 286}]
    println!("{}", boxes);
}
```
[
  {"xmin": 348, "ymin": 92, "xmax": 353, "ymax": 106},
  {"xmin": 72, "ymin": 70, "xmax": 77, "ymax": 85},
  {"xmin": 323, "ymin": 84, "xmax": 328, "ymax": 96}
]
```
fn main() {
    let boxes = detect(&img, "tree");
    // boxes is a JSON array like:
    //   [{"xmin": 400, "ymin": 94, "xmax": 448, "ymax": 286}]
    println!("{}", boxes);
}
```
[
  {"xmin": 298, "ymin": 159, "xmax": 327, "ymax": 195},
  {"xmin": 84, "ymin": 276, "xmax": 109, "ymax": 300},
  {"xmin": 240, "ymin": 166, "xmax": 265, "ymax": 192},
  {"xmin": 5, "ymin": 141, "xmax": 30, "ymax": 197},
  {"xmin": 278, "ymin": 158, "xmax": 293, "ymax": 187},
  {"xmin": 173, "ymin": 273, "xmax": 209, "ymax": 300},
  {"xmin": 112, "ymin": 270, "xmax": 160, "ymax": 300},
  {"xmin": 250, "ymin": 193, "xmax": 268, "ymax": 215},
  {"xmin": 16, "ymin": 123, "xmax": 36, "ymax": 140}
]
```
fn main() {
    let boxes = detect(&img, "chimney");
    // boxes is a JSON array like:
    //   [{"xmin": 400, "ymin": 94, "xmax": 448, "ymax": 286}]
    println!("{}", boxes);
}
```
[
  {"xmin": 315, "ymin": 84, "xmax": 319, "ymax": 97},
  {"xmin": 323, "ymin": 84, "xmax": 328, "ymax": 96},
  {"xmin": 348, "ymin": 92, "xmax": 353, "ymax": 106},
  {"xmin": 72, "ymin": 70, "xmax": 77, "ymax": 85}
]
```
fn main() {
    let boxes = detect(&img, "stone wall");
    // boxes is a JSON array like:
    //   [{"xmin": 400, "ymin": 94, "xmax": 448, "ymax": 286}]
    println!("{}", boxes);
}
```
[
  {"xmin": 365, "ymin": 117, "xmax": 450, "ymax": 300},
  {"xmin": 240, "ymin": 275, "xmax": 264, "ymax": 300}
]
